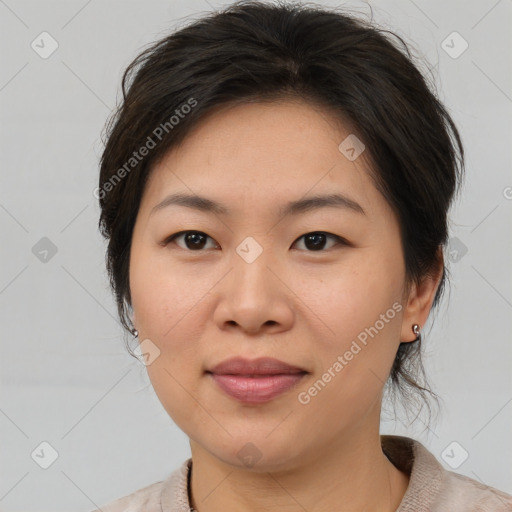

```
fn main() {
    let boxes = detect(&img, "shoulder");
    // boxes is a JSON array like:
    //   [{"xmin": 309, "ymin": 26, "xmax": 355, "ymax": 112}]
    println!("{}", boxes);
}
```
[
  {"xmin": 433, "ymin": 469, "xmax": 512, "ymax": 512},
  {"xmin": 381, "ymin": 435, "xmax": 512, "ymax": 512},
  {"xmin": 88, "ymin": 480, "xmax": 164, "ymax": 512},
  {"xmin": 88, "ymin": 458, "xmax": 192, "ymax": 512}
]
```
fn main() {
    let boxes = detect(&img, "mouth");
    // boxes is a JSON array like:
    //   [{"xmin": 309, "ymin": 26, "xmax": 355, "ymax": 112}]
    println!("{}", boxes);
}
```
[
  {"xmin": 206, "ymin": 372, "xmax": 307, "ymax": 404},
  {"xmin": 206, "ymin": 357, "xmax": 309, "ymax": 404},
  {"xmin": 208, "ymin": 356, "xmax": 307, "ymax": 375}
]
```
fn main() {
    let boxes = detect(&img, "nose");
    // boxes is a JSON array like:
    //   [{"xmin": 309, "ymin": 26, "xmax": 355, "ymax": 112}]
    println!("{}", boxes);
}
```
[{"xmin": 212, "ymin": 250, "xmax": 294, "ymax": 335}]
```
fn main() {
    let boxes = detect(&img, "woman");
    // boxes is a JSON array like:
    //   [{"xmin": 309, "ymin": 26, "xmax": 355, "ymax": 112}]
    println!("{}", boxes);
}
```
[{"xmin": 93, "ymin": 1, "xmax": 512, "ymax": 510}]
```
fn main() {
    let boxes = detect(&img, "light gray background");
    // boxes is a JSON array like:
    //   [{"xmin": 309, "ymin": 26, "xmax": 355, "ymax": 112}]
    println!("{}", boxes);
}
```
[{"xmin": 0, "ymin": 0, "xmax": 511, "ymax": 510}]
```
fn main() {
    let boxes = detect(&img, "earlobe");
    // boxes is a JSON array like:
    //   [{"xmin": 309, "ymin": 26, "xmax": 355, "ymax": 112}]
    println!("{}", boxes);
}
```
[{"xmin": 400, "ymin": 249, "xmax": 444, "ymax": 343}]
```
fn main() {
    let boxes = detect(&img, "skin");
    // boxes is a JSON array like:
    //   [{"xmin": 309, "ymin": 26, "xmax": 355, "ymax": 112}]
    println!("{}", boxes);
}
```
[{"xmin": 129, "ymin": 99, "xmax": 443, "ymax": 512}]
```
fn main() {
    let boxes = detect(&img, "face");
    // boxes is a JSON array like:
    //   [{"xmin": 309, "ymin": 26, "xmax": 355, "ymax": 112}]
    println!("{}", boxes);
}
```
[{"xmin": 129, "ymin": 100, "xmax": 416, "ymax": 470}]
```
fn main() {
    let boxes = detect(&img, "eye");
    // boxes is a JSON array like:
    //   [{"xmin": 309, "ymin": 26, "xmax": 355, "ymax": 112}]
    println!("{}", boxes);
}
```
[
  {"xmin": 292, "ymin": 231, "xmax": 347, "ymax": 251},
  {"xmin": 162, "ymin": 230, "xmax": 349, "ymax": 252},
  {"xmin": 164, "ymin": 230, "xmax": 219, "ymax": 251}
]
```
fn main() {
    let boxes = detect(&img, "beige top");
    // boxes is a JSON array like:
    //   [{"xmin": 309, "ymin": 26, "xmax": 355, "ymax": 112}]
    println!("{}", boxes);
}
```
[{"xmin": 91, "ymin": 435, "xmax": 512, "ymax": 511}]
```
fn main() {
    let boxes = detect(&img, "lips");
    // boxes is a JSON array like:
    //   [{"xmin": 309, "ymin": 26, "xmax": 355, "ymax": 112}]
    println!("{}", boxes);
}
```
[
  {"xmin": 206, "ymin": 357, "xmax": 308, "ymax": 404},
  {"xmin": 208, "ymin": 356, "xmax": 307, "ymax": 376}
]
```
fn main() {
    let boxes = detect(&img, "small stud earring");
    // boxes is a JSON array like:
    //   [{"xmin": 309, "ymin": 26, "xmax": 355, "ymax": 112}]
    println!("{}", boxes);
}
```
[
  {"xmin": 412, "ymin": 324, "xmax": 420, "ymax": 340},
  {"xmin": 131, "ymin": 328, "xmax": 138, "ymax": 338}
]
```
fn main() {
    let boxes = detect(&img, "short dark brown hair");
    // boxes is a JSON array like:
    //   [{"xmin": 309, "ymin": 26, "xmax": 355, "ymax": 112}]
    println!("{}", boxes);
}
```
[{"xmin": 98, "ymin": 1, "xmax": 465, "ymax": 424}]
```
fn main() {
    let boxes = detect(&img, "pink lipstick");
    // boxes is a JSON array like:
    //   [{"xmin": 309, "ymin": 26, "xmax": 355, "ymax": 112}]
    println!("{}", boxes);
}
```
[{"xmin": 207, "ymin": 356, "xmax": 308, "ymax": 404}]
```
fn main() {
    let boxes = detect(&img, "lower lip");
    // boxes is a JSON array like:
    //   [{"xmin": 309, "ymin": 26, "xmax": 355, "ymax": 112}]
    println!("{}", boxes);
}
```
[{"xmin": 208, "ymin": 372, "xmax": 306, "ymax": 404}]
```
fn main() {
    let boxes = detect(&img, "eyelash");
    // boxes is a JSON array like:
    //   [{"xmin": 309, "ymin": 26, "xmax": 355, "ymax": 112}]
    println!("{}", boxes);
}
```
[{"xmin": 162, "ymin": 230, "xmax": 350, "ymax": 252}]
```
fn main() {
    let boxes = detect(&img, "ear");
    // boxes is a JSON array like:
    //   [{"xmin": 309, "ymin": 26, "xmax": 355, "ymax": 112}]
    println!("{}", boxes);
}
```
[{"xmin": 400, "ymin": 247, "xmax": 444, "ymax": 343}]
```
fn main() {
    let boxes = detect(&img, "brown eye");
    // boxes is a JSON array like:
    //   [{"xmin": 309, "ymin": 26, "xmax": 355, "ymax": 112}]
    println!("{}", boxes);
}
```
[
  {"xmin": 165, "ymin": 231, "xmax": 218, "ymax": 251},
  {"xmin": 163, "ymin": 230, "xmax": 348, "ymax": 252},
  {"xmin": 292, "ymin": 232, "xmax": 346, "ymax": 251}
]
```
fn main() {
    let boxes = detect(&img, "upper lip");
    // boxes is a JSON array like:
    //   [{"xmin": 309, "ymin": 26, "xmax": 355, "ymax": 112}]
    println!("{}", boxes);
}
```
[{"xmin": 208, "ymin": 357, "xmax": 307, "ymax": 376}]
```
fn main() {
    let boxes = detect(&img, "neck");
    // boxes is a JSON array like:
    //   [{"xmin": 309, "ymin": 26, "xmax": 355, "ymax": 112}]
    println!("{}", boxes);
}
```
[{"xmin": 188, "ymin": 420, "xmax": 410, "ymax": 512}]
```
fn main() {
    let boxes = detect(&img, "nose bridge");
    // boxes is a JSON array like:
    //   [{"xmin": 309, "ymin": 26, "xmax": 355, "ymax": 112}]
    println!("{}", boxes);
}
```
[
  {"xmin": 231, "ymin": 235, "xmax": 274, "ymax": 298},
  {"xmin": 212, "ymin": 232, "xmax": 296, "ymax": 334},
  {"xmin": 221, "ymin": 236, "xmax": 286, "ymax": 320}
]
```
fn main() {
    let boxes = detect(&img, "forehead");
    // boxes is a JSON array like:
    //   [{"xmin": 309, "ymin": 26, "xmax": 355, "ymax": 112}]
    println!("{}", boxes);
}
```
[{"xmin": 141, "ymin": 100, "xmax": 381, "ymax": 219}]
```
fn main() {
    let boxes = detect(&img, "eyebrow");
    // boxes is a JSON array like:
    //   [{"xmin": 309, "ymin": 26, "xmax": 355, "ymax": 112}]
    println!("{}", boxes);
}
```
[{"xmin": 150, "ymin": 192, "xmax": 366, "ymax": 217}]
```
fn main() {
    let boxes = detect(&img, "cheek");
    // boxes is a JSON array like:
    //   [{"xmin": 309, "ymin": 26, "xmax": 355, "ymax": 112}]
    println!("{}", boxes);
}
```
[
  {"xmin": 303, "ymin": 251, "xmax": 404, "ymax": 346},
  {"xmin": 294, "ymin": 260, "xmax": 404, "ymax": 417},
  {"xmin": 129, "ymin": 247, "xmax": 214, "ymax": 400},
  {"xmin": 130, "ymin": 246, "xmax": 208, "ymax": 339}
]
